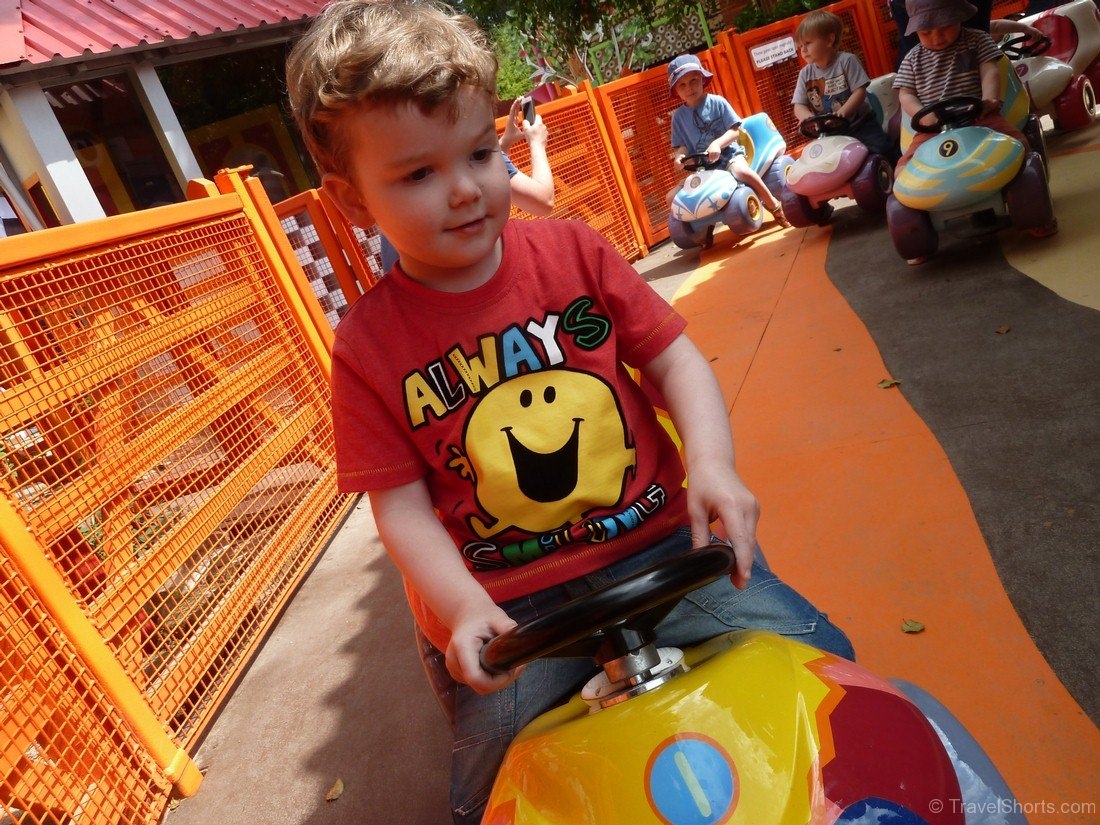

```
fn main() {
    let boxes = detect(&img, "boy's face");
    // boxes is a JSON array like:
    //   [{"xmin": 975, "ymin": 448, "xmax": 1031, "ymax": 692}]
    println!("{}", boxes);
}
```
[
  {"xmin": 798, "ymin": 33, "xmax": 836, "ymax": 68},
  {"xmin": 322, "ymin": 86, "xmax": 510, "ymax": 292},
  {"xmin": 672, "ymin": 72, "xmax": 708, "ymax": 107},
  {"xmin": 916, "ymin": 22, "xmax": 962, "ymax": 51}
]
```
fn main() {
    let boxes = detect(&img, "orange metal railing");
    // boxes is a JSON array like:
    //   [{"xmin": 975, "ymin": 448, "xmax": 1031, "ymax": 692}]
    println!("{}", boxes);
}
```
[
  {"xmin": 2, "ymin": 545, "xmax": 180, "ymax": 824},
  {"xmin": 1, "ymin": 168, "xmax": 352, "ymax": 824}
]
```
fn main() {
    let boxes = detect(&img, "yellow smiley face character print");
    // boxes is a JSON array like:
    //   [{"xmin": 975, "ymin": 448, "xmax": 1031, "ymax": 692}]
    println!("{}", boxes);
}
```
[{"xmin": 459, "ymin": 368, "xmax": 637, "ymax": 538}]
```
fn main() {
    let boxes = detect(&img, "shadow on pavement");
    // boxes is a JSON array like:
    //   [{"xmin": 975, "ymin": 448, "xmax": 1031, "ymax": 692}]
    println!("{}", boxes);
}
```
[{"xmin": 167, "ymin": 498, "xmax": 451, "ymax": 825}]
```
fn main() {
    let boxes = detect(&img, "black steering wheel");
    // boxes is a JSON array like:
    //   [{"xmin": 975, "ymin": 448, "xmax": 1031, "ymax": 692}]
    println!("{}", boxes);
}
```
[
  {"xmin": 800, "ymin": 113, "xmax": 851, "ymax": 139},
  {"xmin": 1000, "ymin": 33, "xmax": 1051, "ymax": 59},
  {"xmin": 912, "ymin": 96, "xmax": 985, "ymax": 133},
  {"xmin": 680, "ymin": 152, "xmax": 723, "ymax": 171},
  {"xmin": 480, "ymin": 543, "xmax": 736, "ymax": 675}
]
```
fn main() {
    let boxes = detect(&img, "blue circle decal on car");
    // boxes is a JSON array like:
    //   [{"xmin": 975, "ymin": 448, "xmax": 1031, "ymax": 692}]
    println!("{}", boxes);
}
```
[{"xmin": 646, "ymin": 734, "xmax": 737, "ymax": 824}]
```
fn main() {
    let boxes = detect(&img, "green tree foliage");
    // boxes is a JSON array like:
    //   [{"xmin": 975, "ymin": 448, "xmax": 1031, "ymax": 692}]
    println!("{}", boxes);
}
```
[
  {"xmin": 733, "ymin": 0, "xmax": 826, "ymax": 32},
  {"xmin": 464, "ymin": 0, "xmax": 710, "ymax": 70},
  {"xmin": 491, "ymin": 22, "xmax": 535, "ymax": 101}
]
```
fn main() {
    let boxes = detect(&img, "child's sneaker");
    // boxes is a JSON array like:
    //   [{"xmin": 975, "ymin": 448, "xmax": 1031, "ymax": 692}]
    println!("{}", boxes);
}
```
[{"xmin": 1028, "ymin": 219, "xmax": 1058, "ymax": 238}]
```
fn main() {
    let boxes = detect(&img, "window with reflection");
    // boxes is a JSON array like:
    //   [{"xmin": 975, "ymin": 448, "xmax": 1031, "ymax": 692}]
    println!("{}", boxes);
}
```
[
  {"xmin": 49, "ymin": 75, "xmax": 185, "ymax": 214},
  {"xmin": 159, "ymin": 44, "xmax": 317, "ymax": 203}
]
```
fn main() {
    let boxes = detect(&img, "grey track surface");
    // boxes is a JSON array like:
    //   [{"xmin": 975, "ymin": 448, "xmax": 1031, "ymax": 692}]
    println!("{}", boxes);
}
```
[{"xmin": 822, "ymin": 203, "xmax": 1099, "ymax": 724}]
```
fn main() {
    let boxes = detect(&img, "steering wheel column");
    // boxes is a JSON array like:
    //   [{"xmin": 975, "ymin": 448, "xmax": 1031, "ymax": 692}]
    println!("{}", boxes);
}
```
[{"xmin": 480, "ymin": 543, "xmax": 737, "ymax": 708}]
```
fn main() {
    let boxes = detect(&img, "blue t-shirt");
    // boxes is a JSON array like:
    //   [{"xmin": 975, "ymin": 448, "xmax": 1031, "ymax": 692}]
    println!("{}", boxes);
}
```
[{"xmin": 670, "ymin": 94, "xmax": 746, "ymax": 165}]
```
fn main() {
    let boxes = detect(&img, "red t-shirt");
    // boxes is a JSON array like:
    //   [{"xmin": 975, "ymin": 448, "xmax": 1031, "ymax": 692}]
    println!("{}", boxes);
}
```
[{"xmin": 331, "ymin": 219, "xmax": 689, "ymax": 649}]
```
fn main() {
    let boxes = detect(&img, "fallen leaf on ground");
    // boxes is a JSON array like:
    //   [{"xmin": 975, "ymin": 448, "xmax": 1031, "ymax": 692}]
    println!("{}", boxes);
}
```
[
  {"xmin": 995, "ymin": 325, "xmax": 1010, "ymax": 334},
  {"xmin": 901, "ymin": 619, "xmax": 925, "ymax": 634},
  {"xmin": 325, "ymin": 777, "xmax": 345, "ymax": 802},
  {"xmin": 878, "ymin": 378, "xmax": 901, "ymax": 389}
]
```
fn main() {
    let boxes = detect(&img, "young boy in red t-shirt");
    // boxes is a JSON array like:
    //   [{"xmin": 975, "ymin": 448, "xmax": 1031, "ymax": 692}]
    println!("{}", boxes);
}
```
[{"xmin": 286, "ymin": 2, "xmax": 853, "ymax": 821}]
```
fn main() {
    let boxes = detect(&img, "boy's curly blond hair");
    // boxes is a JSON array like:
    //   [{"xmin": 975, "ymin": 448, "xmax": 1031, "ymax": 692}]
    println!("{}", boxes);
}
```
[{"xmin": 285, "ymin": 0, "xmax": 498, "ymax": 177}]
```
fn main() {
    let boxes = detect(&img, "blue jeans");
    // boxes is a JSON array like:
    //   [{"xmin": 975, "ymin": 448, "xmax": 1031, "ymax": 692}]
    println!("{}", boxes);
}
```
[
  {"xmin": 423, "ymin": 527, "xmax": 854, "ymax": 824},
  {"xmin": 849, "ymin": 117, "xmax": 901, "ymax": 164}
]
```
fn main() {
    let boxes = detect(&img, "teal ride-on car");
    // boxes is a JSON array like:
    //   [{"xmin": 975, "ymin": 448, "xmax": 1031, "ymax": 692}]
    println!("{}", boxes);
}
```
[{"xmin": 886, "ymin": 88, "xmax": 1056, "ymax": 265}]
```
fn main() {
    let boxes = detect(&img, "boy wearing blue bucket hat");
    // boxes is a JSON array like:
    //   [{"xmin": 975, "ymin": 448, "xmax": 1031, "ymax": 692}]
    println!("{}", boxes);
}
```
[{"xmin": 666, "ymin": 54, "xmax": 791, "ymax": 234}]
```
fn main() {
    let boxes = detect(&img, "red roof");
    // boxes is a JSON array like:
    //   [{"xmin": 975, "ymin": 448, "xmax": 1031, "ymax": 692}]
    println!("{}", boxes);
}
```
[{"xmin": 0, "ymin": 0, "xmax": 329, "ymax": 67}]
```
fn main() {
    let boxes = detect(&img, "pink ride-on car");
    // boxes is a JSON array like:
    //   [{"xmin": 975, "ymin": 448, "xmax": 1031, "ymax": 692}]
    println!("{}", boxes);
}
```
[
  {"xmin": 1021, "ymin": 0, "xmax": 1100, "ymax": 94},
  {"xmin": 780, "ymin": 114, "xmax": 895, "ymax": 227},
  {"xmin": 780, "ymin": 76, "xmax": 901, "ymax": 227}
]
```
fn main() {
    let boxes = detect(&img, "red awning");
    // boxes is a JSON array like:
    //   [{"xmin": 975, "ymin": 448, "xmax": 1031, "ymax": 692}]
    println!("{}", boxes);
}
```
[{"xmin": 0, "ymin": 0, "xmax": 329, "ymax": 67}]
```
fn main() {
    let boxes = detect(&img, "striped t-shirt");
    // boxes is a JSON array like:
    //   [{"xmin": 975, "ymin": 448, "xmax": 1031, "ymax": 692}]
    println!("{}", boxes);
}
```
[{"xmin": 892, "ymin": 27, "xmax": 1004, "ymax": 104}]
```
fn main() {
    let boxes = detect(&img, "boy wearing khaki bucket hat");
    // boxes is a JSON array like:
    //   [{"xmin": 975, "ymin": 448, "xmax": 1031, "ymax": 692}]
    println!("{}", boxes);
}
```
[{"xmin": 889, "ymin": 0, "xmax": 991, "ymax": 66}]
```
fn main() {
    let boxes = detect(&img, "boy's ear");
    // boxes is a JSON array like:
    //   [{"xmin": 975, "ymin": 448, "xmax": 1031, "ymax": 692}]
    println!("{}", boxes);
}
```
[{"xmin": 321, "ymin": 173, "xmax": 375, "ymax": 229}]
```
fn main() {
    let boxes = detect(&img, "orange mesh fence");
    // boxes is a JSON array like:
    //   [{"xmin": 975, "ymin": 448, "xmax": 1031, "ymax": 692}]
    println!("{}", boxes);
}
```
[
  {"xmin": 2, "ymin": 552, "xmax": 172, "ymax": 825},
  {"xmin": 1, "ymin": 169, "xmax": 352, "ymax": 821},
  {"xmin": 496, "ymin": 86, "xmax": 646, "ymax": 262},
  {"xmin": 721, "ymin": 0, "xmax": 890, "ymax": 157}
]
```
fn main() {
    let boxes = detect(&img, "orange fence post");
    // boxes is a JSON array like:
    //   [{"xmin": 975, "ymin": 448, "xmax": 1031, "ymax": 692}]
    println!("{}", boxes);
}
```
[
  {"xmin": 199, "ymin": 167, "xmax": 335, "ymax": 375},
  {"xmin": 0, "ymin": 494, "xmax": 203, "ymax": 797},
  {"xmin": 578, "ymin": 80, "xmax": 649, "ymax": 256},
  {"xmin": 591, "ymin": 64, "xmax": 687, "ymax": 247}
]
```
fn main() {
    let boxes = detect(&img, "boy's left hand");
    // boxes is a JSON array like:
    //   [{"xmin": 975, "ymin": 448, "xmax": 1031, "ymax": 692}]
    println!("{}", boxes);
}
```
[{"xmin": 686, "ymin": 461, "xmax": 760, "ymax": 589}]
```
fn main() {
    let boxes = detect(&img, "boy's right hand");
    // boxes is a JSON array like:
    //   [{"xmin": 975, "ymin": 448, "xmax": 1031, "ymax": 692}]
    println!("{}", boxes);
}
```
[
  {"xmin": 523, "ymin": 114, "xmax": 549, "ymax": 148},
  {"xmin": 445, "ymin": 607, "xmax": 524, "ymax": 694}
]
